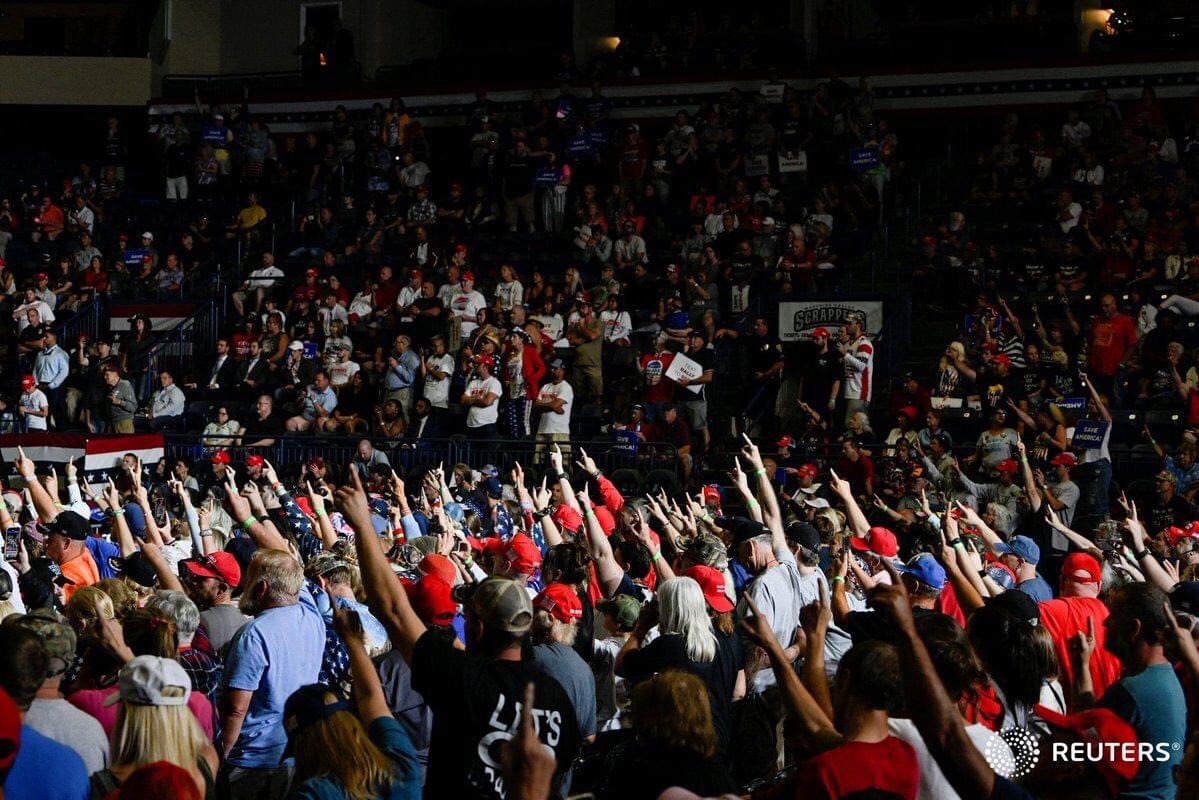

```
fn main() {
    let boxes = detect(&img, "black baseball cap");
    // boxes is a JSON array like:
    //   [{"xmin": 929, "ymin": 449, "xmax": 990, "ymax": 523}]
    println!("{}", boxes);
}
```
[
  {"xmin": 45, "ymin": 511, "xmax": 89, "ymax": 541},
  {"xmin": 785, "ymin": 521, "xmax": 821, "ymax": 553},
  {"xmin": 715, "ymin": 516, "xmax": 770, "ymax": 544}
]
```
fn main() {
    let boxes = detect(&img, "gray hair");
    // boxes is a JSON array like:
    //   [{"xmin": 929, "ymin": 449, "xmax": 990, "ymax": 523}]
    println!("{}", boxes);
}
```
[{"xmin": 146, "ymin": 590, "xmax": 201, "ymax": 646}]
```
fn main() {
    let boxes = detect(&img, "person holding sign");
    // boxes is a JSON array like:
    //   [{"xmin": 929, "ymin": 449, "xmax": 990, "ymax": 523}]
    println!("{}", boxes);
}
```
[
  {"xmin": 1074, "ymin": 370, "xmax": 1113, "ymax": 518},
  {"xmin": 675, "ymin": 331, "xmax": 715, "ymax": 453}
]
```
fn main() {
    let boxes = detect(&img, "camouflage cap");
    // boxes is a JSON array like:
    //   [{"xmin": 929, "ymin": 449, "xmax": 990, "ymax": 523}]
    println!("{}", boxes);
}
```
[
  {"xmin": 455, "ymin": 576, "xmax": 533, "ymax": 635},
  {"xmin": 681, "ymin": 532, "xmax": 728, "ymax": 569},
  {"xmin": 10, "ymin": 609, "xmax": 76, "ymax": 677},
  {"xmin": 596, "ymin": 593, "xmax": 642, "ymax": 630},
  {"xmin": 304, "ymin": 553, "xmax": 351, "ymax": 580}
]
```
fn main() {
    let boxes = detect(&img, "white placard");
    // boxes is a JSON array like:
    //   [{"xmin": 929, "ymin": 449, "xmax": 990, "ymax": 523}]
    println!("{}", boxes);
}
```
[
  {"xmin": 778, "ymin": 151, "xmax": 808, "ymax": 173},
  {"xmin": 664, "ymin": 352, "xmax": 705, "ymax": 394},
  {"xmin": 777, "ymin": 300, "xmax": 884, "ymax": 342}
]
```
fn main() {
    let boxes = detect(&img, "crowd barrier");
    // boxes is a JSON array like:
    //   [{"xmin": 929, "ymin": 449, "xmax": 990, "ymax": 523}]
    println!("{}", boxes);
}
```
[{"xmin": 161, "ymin": 434, "xmax": 684, "ymax": 487}]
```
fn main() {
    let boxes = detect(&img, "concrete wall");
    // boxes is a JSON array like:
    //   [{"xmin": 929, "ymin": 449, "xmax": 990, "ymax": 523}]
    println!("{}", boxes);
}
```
[{"xmin": 0, "ymin": 55, "xmax": 150, "ymax": 105}]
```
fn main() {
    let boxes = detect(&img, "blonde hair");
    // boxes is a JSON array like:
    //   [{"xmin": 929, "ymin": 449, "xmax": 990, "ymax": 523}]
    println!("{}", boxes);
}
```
[
  {"xmin": 531, "ymin": 609, "xmax": 579, "ymax": 646},
  {"xmin": 293, "ymin": 693, "xmax": 398, "ymax": 800},
  {"xmin": 111, "ymin": 700, "xmax": 208, "ymax": 772},
  {"xmin": 658, "ymin": 577, "xmax": 717, "ymax": 663},
  {"xmin": 0, "ymin": 599, "xmax": 17, "ymax": 624},
  {"xmin": 940, "ymin": 341, "xmax": 967, "ymax": 373},
  {"xmin": 633, "ymin": 671, "xmax": 719, "ymax": 759},
  {"xmin": 96, "ymin": 579, "xmax": 138, "ymax": 618},
  {"xmin": 242, "ymin": 548, "xmax": 304, "ymax": 609},
  {"xmin": 66, "ymin": 585, "xmax": 115, "ymax": 632}
]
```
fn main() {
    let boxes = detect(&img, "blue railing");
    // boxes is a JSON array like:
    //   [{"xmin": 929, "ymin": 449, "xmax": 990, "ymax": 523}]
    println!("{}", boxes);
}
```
[{"xmin": 55, "ymin": 295, "xmax": 110, "ymax": 345}]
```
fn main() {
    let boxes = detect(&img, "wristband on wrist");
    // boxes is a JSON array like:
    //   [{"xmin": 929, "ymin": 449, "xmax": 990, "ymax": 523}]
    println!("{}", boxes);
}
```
[
  {"xmin": 584, "ymin": 508, "xmax": 596, "ymax": 518},
  {"xmin": 651, "ymin": 551, "xmax": 662, "ymax": 562},
  {"xmin": 271, "ymin": 482, "xmax": 282, "ymax": 492},
  {"xmin": 463, "ymin": 556, "xmax": 474, "ymax": 567},
  {"xmin": 200, "ymin": 529, "xmax": 213, "ymax": 537},
  {"xmin": 241, "ymin": 516, "xmax": 258, "ymax": 531},
  {"xmin": 315, "ymin": 508, "xmax": 327, "ymax": 517},
  {"xmin": 274, "ymin": 486, "xmax": 288, "ymax": 498},
  {"xmin": 753, "ymin": 468, "xmax": 767, "ymax": 477},
  {"xmin": 831, "ymin": 575, "xmax": 846, "ymax": 584},
  {"xmin": 109, "ymin": 508, "xmax": 125, "ymax": 517},
  {"xmin": 67, "ymin": 477, "xmax": 77, "ymax": 484},
  {"xmin": 1133, "ymin": 548, "xmax": 1149, "ymax": 560},
  {"xmin": 533, "ymin": 508, "xmax": 551, "ymax": 521}
]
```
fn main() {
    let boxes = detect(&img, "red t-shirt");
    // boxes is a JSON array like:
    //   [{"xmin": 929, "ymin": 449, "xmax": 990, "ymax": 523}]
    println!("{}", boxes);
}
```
[
  {"xmin": 776, "ymin": 737, "xmax": 919, "ymax": 800},
  {"xmin": 1088, "ymin": 314, "xmax": 1137, "ymax": 377},
  {"xmin": 1038, "ymin": 596, "xmax": 1123, "ymax": 707},
  {"xmin": 834, "ymin": 454, "xmax": 875, "ymax": 497},
  {"xmin": 1186, "ymin": 387, "xmax": 1199, "ymax": 427},
  {"xmin": 639, "ymin": 352, "xmax": 675, "ymax": 404}
]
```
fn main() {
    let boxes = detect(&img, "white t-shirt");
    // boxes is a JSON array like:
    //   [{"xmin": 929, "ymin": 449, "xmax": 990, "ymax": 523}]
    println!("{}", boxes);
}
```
[
  {"xmin": 601, "ymin": 310, "xmax": 632, "ymax": 342},
  {"xmin": 246, "ymin": 265, "xmax": 284, "ymax": 287},
  {"xmin": 15, "ymin": 300, "xmax": 54, "ymax": 331},
  {"xmin": 842, "ymin": 335, "xmax": 875, "ymax": 401},
  {"xmin": 1059, "ymin": 202, "xmax": 1082, "ymax": 233},
  {"xmin": 534, "ymin": 313, "xmax": 564, "ymax": 341},
  {"xmin": 20, "ymin": 389, "xmax": 48, "ymax": 430},
  {"xmin": 592, "ymin": 636, "xmax": 631, "ymax": 731},
  {"xmin": 423, "ymin": 353, "xmax": 455, "ymax": 408},
  {"xmin": 465, "ymin": 375, "xmax": 502, "ymax": 428},
  {"xmin": 537, "ymin": 379, "xmax": 574, "ymax": 434},
  {"xmin": 888, "ymin": 717, "xmax": 1013, "ymax": 799},
  {"xmin": 495, "ymin": 281, "xmax": 524, "ymax": 310},
  {"xmin": 327, "ymin": 359, "xmax": 360, "ymax": 387},
  {"xmin": 449, "ymin": 290, "xmax": 487, "ymax": 337}
]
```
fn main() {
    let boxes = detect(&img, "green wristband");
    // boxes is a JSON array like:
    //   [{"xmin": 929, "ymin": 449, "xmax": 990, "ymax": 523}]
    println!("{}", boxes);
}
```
[
  {"xmin": 315, "ymin": 508, "xmax": 327, "ymax": 517},
  {"xmin": 832, "ymin": 575, "xmax": 846, "ymax": 584},
  {"xmin": 241, "ymin": 516, "xmax": 258, "ymax": 531}
]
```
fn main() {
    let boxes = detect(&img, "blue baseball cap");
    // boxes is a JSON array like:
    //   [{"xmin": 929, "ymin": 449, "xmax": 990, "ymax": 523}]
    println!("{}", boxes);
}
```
[
  {"xmin": 896, "ymin": 553, "xmax": 946, "ymax": 591},
  {"xmin": 993, "ymin": 535, "xmax": 1040, "ymax": 566}
]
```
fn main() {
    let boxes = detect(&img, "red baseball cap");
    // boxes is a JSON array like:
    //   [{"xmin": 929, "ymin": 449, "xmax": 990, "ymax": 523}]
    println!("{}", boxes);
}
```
[
  {"xmin": 246, "ymin": 454, "xmax": 266, "ymax": 467},
  {"xmin": 1049, "ymin": 453, "xmax": 1077, "ymax": 467},
  {"xmin": 797, "ymin": 464, "xmax": 819, "ymax": 480},
  {"xmin": 405, "ymin": 575, "xmax": 457, "ymax": 626},
  {"xmin": 1061, "ymin": 552, "xmax": 1102, "ymax": 586},
  {"xmin": 294, "ymin": 496, "xmax": 314, "ymax": 516},
  {"xmin": 35, "ymin": 271, "xmax": 48, "ymax": 281},
  {"xmin": 210, "ymin": 450, "xmax": 231, "ymax": 465},
  {"xmin": 1166, "ymin": 526, "xmax": 1188, "ymax": 547},
  {"xmin": 307, "ymin": 456, "xmax": 325, "ymax": 470},
  {"xmin": 410, "ymin": 269, "xmax": 423, "ymax": 280},
  {"xmin": 484, "ymin": 533, "xmax": 542, "ymax": 575},
  {"xmin": 461, "ymin": 271, "xmax": 476, "ymax": 282},
  {"xmin": 776, "ymin": 435, "xmax": 795, "ymax": 449},
  {"xmin": 183, "ymin": 552, "xmax": 242, "ymax": 588},
  {"xmin": 995, "ymin": 459, "xmax": 1020, "ymax": 475},
  {"xmin": 1033, "ymin": 705, "xmax": 1140, "ymax": 796},
  {"xmin": 534, "ymin": 583, "xmax": 583, "ymax": 623},
  {"xmin": 21, "ymin": 375, "xmax": 36, "ymax": 391},
  {"xmin": 306, "ymin": 267, "xmax": 319, "ymax": 278},
  {"xmin": 685, "ymin": 565, "xmax": 734, "ymax": 613},
  {"xmin": 0, "ymin": 687, "xmax": 19, "ymax": 772},
  {"xmin": 419, "ymin": 553, "xmax": 458, "ymax": 585},
  {"xmin": 811, "ymin": 327, "xmax": 830, "ymax": 339},
  {"xmin": 553, "ymin": 504, "xmax": 583, "ymax": 534},
  {"xmin": 454, "ymin": 243, "xmax": 468, "ymax": 254},
  {"xmin": 992, "ymin": 354, "xmax": 1012, "ymax": 367},
  {"xmin": 702, "ymin": 485, "xmax": 722, "ymax": 506},
  {"xmin": 850, "ymin": 527, "xmax": 899, "ymax": 558}
]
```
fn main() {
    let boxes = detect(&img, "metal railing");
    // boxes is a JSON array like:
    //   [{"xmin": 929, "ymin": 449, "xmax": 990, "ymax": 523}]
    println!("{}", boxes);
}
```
[
  {"xmin": 55, "ymin": 295, "xmax": 110, "ymax": 344},
  {"xmin": 161, "ymin": 433, "xmax": 683, "ymax": 484},
  {"xmin": 146, "ymin": 301, "xmax": 219, "ymax": 388}
]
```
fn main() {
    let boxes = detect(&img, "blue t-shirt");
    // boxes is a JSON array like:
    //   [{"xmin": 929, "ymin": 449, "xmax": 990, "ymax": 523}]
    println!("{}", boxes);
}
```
[
  {"xmin": 1015, "ymin": 575, "xmax": 1053, "ymax": 602},
  {"xmin": 1099, "ymin": 662, "xmax": 1186, "ymax": 800},
  {"xmin": 122, "ymin": 501, "xmax": 147, "ymax": 540},
  {"xmin": 5, "ymin": 725, "xmax": 88, "ymax": 800},
  {"xmin": 86, "ymin": 537, "xmax": 121, "ymax": 579},
  {"xmin": 289, "ymin": 716, "xmax": 420, "ymax": 800},
  {"xmin": 223, "ymin": 585, "xmax": 327, "ymax": 768}
]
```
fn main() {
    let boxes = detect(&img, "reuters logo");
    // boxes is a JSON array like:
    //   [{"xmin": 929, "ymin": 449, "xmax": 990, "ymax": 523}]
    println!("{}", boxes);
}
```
[{"xmin": 986, "ymin": 728, "xmax": 1041, "ymax": 778}]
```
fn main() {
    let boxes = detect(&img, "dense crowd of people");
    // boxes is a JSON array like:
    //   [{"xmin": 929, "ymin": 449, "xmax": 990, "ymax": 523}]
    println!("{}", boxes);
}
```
[{"xmin": 7, "ymin": 54, "xmax": 1199, "ymax": 800}]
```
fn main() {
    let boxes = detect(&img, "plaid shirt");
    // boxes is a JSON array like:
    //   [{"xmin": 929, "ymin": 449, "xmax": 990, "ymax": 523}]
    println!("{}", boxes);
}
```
[{"xmin": 178, "ymin": 645, "xmax": 223, "ymax": 739}]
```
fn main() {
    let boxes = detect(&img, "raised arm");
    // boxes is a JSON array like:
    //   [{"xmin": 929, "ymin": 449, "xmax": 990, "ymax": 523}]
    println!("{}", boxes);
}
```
[
  {"xmin": 336, "ymin": 469, "xmax": 428, "ymax": 663},
  {"xmin": 1016, "ymin": 439, "xmax": 1042, "ymax": 513},
  {"xmin": 829, "ymin": 470, "xmax": 870, "ymax": 538},
  {"xmin": 578, "ymin": 484, "xmax": 625, "ymax": 596},
  {"xmin": 1080, "ymin": 370, "xmax": 1111, "ymax": 423},
  {"xmin": 741, "ymin": 434, "xmax": 784, "ymax": 545}
]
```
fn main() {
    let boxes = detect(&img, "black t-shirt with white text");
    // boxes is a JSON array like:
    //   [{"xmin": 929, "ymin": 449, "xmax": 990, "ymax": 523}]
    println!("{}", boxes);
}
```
[{"xmin": 411, "ymin": 631, "xmax": 580, "ymax": 800}]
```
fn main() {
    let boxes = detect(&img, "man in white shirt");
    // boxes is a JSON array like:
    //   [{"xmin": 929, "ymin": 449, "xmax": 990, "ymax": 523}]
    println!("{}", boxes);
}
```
[
  {"xmin": 395, "ymin": 269, "xmax": 424, "ymax": 320},
  {"xmin": 461, "ymin": 355, "xmax": 502, "ymax": 438},
  {"xmin": 421, "ymin": 335, "xmax": 455, "ymax": 409},
  {"xmin": 67, "ymin": 195, "xmax": 95, "ymax": 236},
  {"xmin": 535, "ymin": 360, "xmax": 573, "ymax": 443},
  {"xmin": 287, "ymin": 370, "xmax": 338, "ymax": 432},
  {"xmin": 600, "ymin": 295, "xmax": 632, "ymax": 346},
  {"xmin": 19, "ymin": 375, "xmax": 49, "ymax": 431},
  {"xmin": 233, "ymin": 252, "xmax": 284, "ymax": 317},
  {"xmin": 13, "ymin": 289, "xmax": 54, "ymax": 332},
  {"xmin": 612, "ymin": 223, "xmax": 647, "ymax": 270},
  {"xmin": 838, "ymin": 311, "xmax": 874, "ymax": 425},
  {"xmin": 143, "ymin": 369, "xmax": 186, "ymax": 431},
  {"xmin": 448, "ymin": 271, "xmax": 487, "ymax": 339}
]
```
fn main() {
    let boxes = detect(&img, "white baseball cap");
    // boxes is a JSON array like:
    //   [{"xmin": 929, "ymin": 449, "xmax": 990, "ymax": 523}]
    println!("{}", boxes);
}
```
[
  {"xmin": 141, "ymin": 231, "xmax": 154, "ymax": 242},
  {"xmin": 104, "ymin": 655, "xmax": 191, "ymax": 707}
]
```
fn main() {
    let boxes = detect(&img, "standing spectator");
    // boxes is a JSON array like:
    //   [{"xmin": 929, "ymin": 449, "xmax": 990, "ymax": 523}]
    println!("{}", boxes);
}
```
[
  {"xmin": 566, "ymin": 293, "xmax": 603, "ymax": 403},
  {"xmin": 837, "ymin": 311, "xmax": 875, "ymax": 426},
  {"xmin": 180, "ymin": 552, "xmax": 249, "ymax": 654},
  {"xmin": 1088, "ymin": 294, "xmax": 1137, "ymax": 402},
  {"xmin": 33, "ymin": 328, "xmax": 69, "ymax": 429},
  {"xmin": 220, "ymin": 549, "xmax": 325, "ymax": 799},
  {"xmin": 536, "ymin": 359, "xmax": 574, "ymax": 446},
  {"xmin": 461, "ymin": 355, "xmax": 502, "ymax": 440},
  {"xmin": 421, "ymin": 335, "xmax": 455, "ymax": 411},
  {"xmin": 18, "ymin": 375, "xmax": 48, "ymax": 432},
  {"xmin": 503, "ymin": 138, "xmax": 538, "ymax": 234},
  {"xmin": 678, "ymin": 330, "xmax": 714, "ymax": 453}
]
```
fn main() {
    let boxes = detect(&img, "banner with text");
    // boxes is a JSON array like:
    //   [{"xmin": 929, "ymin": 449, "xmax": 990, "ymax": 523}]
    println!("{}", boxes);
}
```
[{"xmin": 778, "ymin": 300, "xmax": 885, "ymax": 342}]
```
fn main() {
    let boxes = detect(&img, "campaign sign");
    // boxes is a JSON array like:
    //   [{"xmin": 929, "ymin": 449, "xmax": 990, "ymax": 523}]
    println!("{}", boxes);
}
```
[
  {"xmin": 851, "ymin": 147, "xmax": 880, "ymax": 173},
  {"xmin": 1072, "ymin": 419, "xmax": 1109, "ymax": 450}
]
